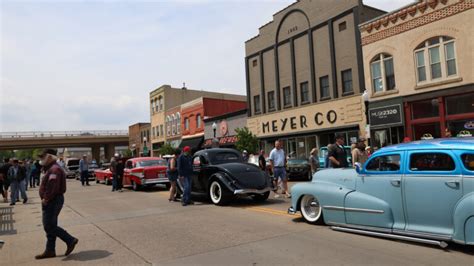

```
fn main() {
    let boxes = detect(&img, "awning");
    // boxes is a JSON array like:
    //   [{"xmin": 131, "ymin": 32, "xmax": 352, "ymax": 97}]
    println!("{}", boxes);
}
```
[{"xmin": 179, "ymin": 136, "xmax": 204, "ymax": 151}]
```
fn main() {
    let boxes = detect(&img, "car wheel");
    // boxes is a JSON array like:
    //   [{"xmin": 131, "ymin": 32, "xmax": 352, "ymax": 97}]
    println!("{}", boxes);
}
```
[
  {"xmin": 252, "ymin": 191, "xmax": 270, "ymax": 202},
  {"xmin": 209, "ymin": 180, "xmax": 232, "ymax": 206},
  {"xmin": 96, "ymin": 179, "xmax": 100, "ymax": 184},
  {"xmin": 299, "ymin": 194, "xmax": 324, "ymax": 224},
  {"xmin": 104, "ymin": 178, "xmax": 110, "ymax": 185},
  {"xmin": 131, "ymin": 180, "xmax": 140, "ymax": 191}
]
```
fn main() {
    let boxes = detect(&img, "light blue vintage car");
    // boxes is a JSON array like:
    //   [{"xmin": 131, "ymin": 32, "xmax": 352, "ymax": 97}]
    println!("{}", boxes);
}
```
[{"xmin": 288, "ymin": 138, "xmax": 474, "ymax": 248}]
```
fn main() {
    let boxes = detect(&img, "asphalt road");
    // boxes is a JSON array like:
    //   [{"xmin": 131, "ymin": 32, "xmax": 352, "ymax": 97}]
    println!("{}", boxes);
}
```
[{"xmin": 1, "ymin": 179, "xmax": 473, "ymax": 265}]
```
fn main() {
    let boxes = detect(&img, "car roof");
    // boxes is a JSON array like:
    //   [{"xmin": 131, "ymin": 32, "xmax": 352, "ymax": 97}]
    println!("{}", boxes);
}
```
[
  {"xmin": 195, "ymin": 148, "xmax": 239, "ymax": 156},
  {"xmin": 128, "ymin": 157, "xmax": 163, "ymax": 163},
  {"xmin": 376, "ymin": 137, "xmax": 474, "ymax": 154}
]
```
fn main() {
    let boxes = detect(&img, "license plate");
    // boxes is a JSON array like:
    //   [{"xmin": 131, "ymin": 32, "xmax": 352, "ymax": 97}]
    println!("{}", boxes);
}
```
[{"xmin": 158, "ymin": 173, "xmax": 165, "ymax": 178}]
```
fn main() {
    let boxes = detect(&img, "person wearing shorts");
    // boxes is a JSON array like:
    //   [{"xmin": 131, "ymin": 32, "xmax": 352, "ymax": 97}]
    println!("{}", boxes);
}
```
[
  {"xmin": 166, "ymin": 149, "xmax": 181, "ymax": 202},
  {"xmin": 269, "ymin": 140, "xmax": 291, "ymax": 198}
]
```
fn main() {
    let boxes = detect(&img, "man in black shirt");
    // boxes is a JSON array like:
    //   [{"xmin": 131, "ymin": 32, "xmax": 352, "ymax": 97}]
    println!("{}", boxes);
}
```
[
  {"xmin": 328, "ymin": 134, "xmax": 348, "ymax": 168},
  {"xmin": 0, "ymin": 158, "xmax": 12, "ymax": 202}
]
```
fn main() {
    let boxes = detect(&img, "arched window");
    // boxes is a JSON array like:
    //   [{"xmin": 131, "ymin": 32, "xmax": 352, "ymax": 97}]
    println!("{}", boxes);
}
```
[
  {"xmin": 158, "ymin": 96, "xmax": 163, "ymax": 111},
  {"xmin": 176, "ymin": 112, "xmax": 181, "ymax": 134},
  {"xmin": 171, "ymin": 114, "xmax": 176, "ymax": 135},
  {"xmin": 370, "ymin": 53, "xmax": 395, "ymax": 93},
  {"xmin": 196, "ymin": 114, "xmax": 202, "ymax": 129},
  {"xmin": 151, "ymin": 100, "xmax": 155, "ymax": 113},
  {"xmin": 414, "ymin": 36, "xmax": 457, "ymax": 83},
  {"xmin": 166, "ymin": 116, "xmax": 171, "ymax": 136}
]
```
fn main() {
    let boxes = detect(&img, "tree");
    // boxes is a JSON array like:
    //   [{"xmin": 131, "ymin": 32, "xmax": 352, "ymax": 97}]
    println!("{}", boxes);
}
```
[
  {"xmin": 235, "ymin": 127, "xmax": 259, "ymax": 154},
  {"xmin": 122, "ymin": 149, "xmax": 133, "ymax": 158},
  {"xmin": 159, "ymin": 143, "xmax": 176, "ymax": 156}
]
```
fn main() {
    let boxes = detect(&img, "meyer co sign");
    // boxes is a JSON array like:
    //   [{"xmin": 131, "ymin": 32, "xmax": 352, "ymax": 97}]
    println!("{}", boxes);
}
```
[
  {"xmin": 262, "ymin": 110, "xmax": 338, "ymax": 133},
  {"xmin": 247, "ymin": 96, "xmax": 364, "ymax": 137},
  {"xmin": 369, "ymin": 104, "xmax": 402, "ymax": 126}
]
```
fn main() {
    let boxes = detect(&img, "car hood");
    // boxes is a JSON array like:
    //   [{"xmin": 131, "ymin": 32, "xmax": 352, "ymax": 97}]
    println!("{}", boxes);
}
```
[
  {"xmin": 312, "ymin": 168, "xmax": 357, "ymax": 189},
  {"xmin": 216, "ymin": 163, "xmax": 268, "ymax": 189}
]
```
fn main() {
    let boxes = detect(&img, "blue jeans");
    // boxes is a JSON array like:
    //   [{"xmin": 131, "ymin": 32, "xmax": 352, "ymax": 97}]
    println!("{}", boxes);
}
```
[
  {"xmin": 112, "ymin": 174, "xmax": 118, "ymax": 191},
  {"xmin": 10, "ymin": 179, "xmax": 27, "ymax": 203},
  {"xmin": 80, "ymin": 171, "xmax": 89, "ymax": 185},
  {"xmin": 182, "ymin": 175, "xmax": 192, "ymax": 204},
  {"xmin": 42, "ymin": 194, "xmax": 75, "ymax": 252}
]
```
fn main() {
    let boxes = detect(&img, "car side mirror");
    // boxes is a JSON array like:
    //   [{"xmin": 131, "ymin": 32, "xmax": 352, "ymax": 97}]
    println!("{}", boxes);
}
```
[{"xmin": 354, "ymin": 162, "xmax": 362, "ymax": 174}]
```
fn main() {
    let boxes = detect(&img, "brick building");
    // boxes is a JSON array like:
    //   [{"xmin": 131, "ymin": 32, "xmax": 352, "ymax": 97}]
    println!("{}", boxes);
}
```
[{"xmin": 128, "ymin": 122, "xmax": 151, "ymax": 156}]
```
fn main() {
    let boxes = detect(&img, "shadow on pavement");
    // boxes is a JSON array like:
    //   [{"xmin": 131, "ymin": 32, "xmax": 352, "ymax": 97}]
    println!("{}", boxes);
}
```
[
  {"xmin": 62, "ymin": 250, "xmax": 112, "ymax": 261},
  {"xmin": 0, "ymin": 206, "xmax": 17, "ymax": 236}
]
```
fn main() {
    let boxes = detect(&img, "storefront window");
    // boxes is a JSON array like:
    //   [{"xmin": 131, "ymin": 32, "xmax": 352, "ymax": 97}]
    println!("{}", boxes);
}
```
[
  {"xmin": 413, "ymin": 123, "xmax": 441, "ymax": 140},
  {"xmin": 447, "ymin": 120, "xmax": 474, "ymax": 138},
  {"xmin": 445, "ymin": 93, "xmax": 474, "ymax": 115},
  {"xmin": 296, "ymin": 137, "xmax": 306, "ymax": 159},
  {"xmin": 287, "ymin": 138, "xmax": 297, "ymax": 159},
  {"xmin": 412, "ymin": 99, "xmax": 439, "ymax": 119}
]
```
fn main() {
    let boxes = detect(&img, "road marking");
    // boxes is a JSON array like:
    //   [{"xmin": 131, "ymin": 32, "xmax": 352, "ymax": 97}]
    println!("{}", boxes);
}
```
[{"xmin": 245, "ymin": 206, "xmax": 301, "ymax": 218}]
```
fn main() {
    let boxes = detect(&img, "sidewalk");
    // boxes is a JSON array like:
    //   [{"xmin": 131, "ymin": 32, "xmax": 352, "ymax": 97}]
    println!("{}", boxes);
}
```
[{"xmin": 0, "ymin": 183, "xmax": 148, "ymax": 265}]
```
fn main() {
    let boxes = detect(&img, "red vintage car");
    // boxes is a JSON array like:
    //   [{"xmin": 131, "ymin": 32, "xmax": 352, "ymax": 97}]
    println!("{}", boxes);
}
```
[
  {"xmin": 123, "ymin": 157, "xmax": 169, "ymax": 191},
  {"xmin": 94, "ymin": 163, "xmax": 113, "ymax": 185}
]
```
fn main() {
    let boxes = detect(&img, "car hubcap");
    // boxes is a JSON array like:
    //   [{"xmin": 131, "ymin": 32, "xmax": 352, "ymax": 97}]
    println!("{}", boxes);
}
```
[
  {"xmin": 210, "ymin": 182, "xmax": 221, "ymax": 203},
  {"xmin": 301, "ymin": 195, "xmax": 321, "ymax": 222}
]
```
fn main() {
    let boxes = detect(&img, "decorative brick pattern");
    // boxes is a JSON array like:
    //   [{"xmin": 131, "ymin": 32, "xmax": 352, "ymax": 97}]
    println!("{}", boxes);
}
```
[{"xmin": 362, "ymin": 1, "xmax": 473, "ymax": 45}]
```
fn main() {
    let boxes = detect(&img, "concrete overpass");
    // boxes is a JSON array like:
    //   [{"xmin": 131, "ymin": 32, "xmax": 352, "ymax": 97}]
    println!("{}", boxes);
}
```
[{"xmin": 0, "ymin": 130, "xmax": 129, "ymax": 160}]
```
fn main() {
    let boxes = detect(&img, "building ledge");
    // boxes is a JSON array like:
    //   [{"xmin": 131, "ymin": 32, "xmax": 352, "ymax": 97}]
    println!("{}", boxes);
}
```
[
  {"xmin": 415, "ymin": 77, "xmax": 463, "ymax": 90},
  {"xmin": 371, "ymin": 89, "xmax": 399, "ymax": 99}
]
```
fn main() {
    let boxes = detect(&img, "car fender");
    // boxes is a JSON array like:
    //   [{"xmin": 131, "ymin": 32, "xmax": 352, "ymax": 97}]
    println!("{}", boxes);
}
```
[
  {"xmin": 452, "ymin": 192, "xmax": 474, "ymax": 244},
  {"xmin": 344, "ymin": 191, "xmax": 394, "ymax": 228},
  {"xmin": 208, "ymin": 172, "xmax": 234, "ymax": 192},
  {"xmin": 291, "ymin": 181, "xmax": 353, "ymax": 224}
]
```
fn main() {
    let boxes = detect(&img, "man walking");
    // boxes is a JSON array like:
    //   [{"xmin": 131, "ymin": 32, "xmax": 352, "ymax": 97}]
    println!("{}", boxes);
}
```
[
  {"xmin": 35, "ymin": 149, "xmax": 78, "ymax": 259},
  {"xmin": 269, "ymin": 140, "xmax": 291, "ymax": 198},
  {"xmin": 79, "ymin": 155, "xmax": 89, "ymax": 186},
  {"xmin": 8, "ymin": 159, "xmax": 28, "ymax": 205},
  {"xmin": 116, "ymin": 156, "xmax": 124, "ymax": 192},
  {"xmin": 177, "ymin": 146, "xmax": 193, "ymax": 206},
  {"xmin": 328, "ymin": 134, "xmax": 349, "ymax": 168},
  {"xmin": 0, "ymin": 158, "xmax": 12, "ymax": 203}
]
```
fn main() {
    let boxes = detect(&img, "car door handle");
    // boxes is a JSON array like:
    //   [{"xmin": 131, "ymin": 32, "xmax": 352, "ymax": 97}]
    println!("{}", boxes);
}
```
[
  {"xmin": 445, "ymin": 180, "xmax": 460, "ymax": 187},
  {"xmin": 390, "ymin": 179, "xmax": 401, "ymax": 187}
]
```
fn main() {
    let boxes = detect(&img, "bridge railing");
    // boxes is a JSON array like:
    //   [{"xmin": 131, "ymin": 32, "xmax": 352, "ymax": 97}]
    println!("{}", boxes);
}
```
[{"xmin": 0, "ymin": 130, "xmax": 128, "ymax": 139}]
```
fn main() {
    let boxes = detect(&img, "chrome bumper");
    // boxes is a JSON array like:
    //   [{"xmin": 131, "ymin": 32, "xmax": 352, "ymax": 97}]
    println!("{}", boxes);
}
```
[
  {"xmin": 233, "ymin": 187, "xmax": 271, "ymax": 195},
  {"xmin": 141, "ymin": 177, "xmax": 169, "ymax": 185}
]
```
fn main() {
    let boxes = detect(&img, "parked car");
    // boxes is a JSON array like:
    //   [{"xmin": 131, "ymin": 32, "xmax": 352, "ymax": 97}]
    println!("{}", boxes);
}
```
[
  {"xmin": 286, "ymin": 158, "xmax": 311, "ymax": 180},
  {"xmin": 75, "ymin": 162, "xmax": 99, "ymax": 181},
  {"xmin": 64, "ymin": 158, "xmax": 80, "ymax": 179},
  {"xmin": 123, "ymin": 157, "xmax": 169, "ymax": 191},
  {"xmin": 182, "ymin": 148, "xmax": 273, "ymax": 206},
  {"xmin": 94, "ymin": 164, "xmax": 113, "ymax": 185},
  {"xmin": 318, "ymin": 146, "xmax": 352, "ymax": 168},
  {"xmin": 288, "ymin": 138, "xmax": 474, "ymax": 248}
]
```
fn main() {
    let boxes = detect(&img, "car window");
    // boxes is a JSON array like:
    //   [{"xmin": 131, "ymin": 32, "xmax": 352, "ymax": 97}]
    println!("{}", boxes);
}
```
[
  {"xmin": 366, "ymin": 154, "xmax": 401, "ymax": 172},
  {"xmin": 461, "ymin": 153, "xmax": 474, "ymax": 171},
  {"xmin": 409, "ymin": 153, "xmax": 455, "ymax": 171},
  {"xmin": 126, "ymin": 161, "xmax": 133, "ymax": 169},
  {"xmin": 210, "ymin": 152, "xmax": 242, "ymax": 164}
]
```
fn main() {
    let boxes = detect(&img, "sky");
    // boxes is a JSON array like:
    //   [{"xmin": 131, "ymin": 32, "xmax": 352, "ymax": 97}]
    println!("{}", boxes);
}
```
[{"xmin": 0, "ymin": 0, "xmax": 413, "ymax": 132}]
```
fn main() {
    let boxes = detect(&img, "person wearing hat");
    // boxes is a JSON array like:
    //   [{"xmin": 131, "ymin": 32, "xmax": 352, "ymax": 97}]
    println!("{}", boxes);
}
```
[
  {"xmin": 7, "ymin": 158, "xmax": 28, "ymax": 205},
  {"xmin": 177, "ymin": 146, "xmax": 193, "ymax": 206},
  {"xmin": 352, "ymin": 138, "xmax": 368, "ymax": 167},
  {"xmin": 328, "ymin": 134, "xmax": 348, "ymax": 168},
  {"xmin": 79, "ymin": 154, "xmax": 90, "ymax": 186},
  {"xmin": 36, "ymin": 148, "xmax": 78, "ymax": 259}
]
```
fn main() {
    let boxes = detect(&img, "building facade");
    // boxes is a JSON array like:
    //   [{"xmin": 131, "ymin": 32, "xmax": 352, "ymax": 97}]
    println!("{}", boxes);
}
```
[
  {"xmin": 203, "ymin": 109, "xmax": 248, "ymax": 149},
  {"xmin": 180, "ymin": 97, "xmax": 247, "ymax": 150},
  {"xmin": 128, "ymin": 122, "xmax": 151, "ymax": 157},
  {"xmin": 360, "ymin": 0, "xmax": 473, "ymax": 147},
  {"xmin": 164, "ymin": 106, "xmax": 182, "ymax": 149},
  {"xmin": 149, "ymin": 84, "xmax": 246, "ymax": 156},
  {"xmin": 245, "ymin": 0, "xmax": 385, "ymax": 159}
]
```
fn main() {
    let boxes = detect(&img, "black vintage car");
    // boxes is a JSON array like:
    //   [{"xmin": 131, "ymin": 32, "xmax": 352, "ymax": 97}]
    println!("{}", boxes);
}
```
[{"xmin": 181, "ymin": 148, "xmax": 273, "ymax": 206}]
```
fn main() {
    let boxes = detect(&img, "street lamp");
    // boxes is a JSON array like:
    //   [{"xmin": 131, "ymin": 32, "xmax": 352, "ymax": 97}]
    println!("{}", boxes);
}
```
[{"xmin": 211, "ymin": 122, "xmax": 219, "ymax": 148}]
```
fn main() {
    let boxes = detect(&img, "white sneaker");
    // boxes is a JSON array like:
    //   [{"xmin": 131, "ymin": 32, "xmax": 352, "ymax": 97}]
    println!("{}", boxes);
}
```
[{"xmin": 274, "ymin": 194, "xmax": 281, "ymax": 198}]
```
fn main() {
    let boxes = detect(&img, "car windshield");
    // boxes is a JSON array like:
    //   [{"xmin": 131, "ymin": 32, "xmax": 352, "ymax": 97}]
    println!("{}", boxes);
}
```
[
  {"xmin": 136, "ymin": 160, "xmax": 166, "ymax": 167},
  {"xmin": 288, "ymin": 159, "xmax": 307, "ymax": 165},
  {"xmin": 210, "ymin": 152, "xmax": 243, "ymax": 164},
  {"xmin": 67, "ymin": 160, "xmax": 80, "ymax": 166}
]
